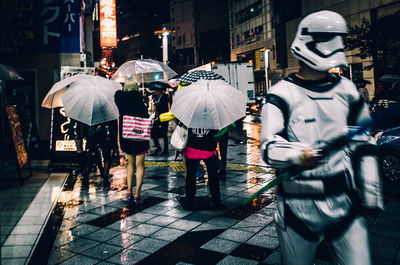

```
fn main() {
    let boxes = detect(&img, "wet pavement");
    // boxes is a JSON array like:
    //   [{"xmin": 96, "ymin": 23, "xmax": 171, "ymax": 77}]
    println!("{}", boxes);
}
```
[{"xmin": 1, "ymin": 118, "xmax": 400, "ymax": 265}]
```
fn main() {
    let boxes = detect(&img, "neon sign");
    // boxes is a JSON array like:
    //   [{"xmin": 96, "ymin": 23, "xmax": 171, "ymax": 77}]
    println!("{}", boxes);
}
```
[{"xmin": 99, "ymin": 0, "xmax": 117, "ymax": 47}]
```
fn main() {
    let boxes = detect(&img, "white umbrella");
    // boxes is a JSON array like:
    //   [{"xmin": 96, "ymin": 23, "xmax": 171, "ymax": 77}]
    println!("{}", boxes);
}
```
[
  {"xmin": 41, "ymin": 74, "xmax": 84, "ymax": 108},
  {"xmin": 112, "ymin": 59, "xmax": 177, "ymax": 83},
  {"xmin": 170, "ymin": 79, "xmax": 247, "ymax": 130},
  {"xmin": 41, "ymin": 74, "xmax": 122, "ymax": 126}
]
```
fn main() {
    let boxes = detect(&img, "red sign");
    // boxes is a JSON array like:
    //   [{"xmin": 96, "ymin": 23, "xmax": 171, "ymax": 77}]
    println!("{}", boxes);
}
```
[{"xmin": 99, "ymin": 0, "xmax": 117, "ymax": 47}]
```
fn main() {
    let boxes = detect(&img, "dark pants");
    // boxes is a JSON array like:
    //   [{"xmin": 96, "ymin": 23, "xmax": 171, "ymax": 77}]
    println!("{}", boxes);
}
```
[
  {"xmin": 185, "ymin": 155, "xmax": 220, "ymax": 206},
  {"xmin": 81, "ymin": 140, "xmax": 114, "ymax": 178},
  {"xmin": 218, "ymin": 133, "xmax": 229, "ymax": 172},
  {"xmin": 152, "ymin": 120, "xmax": 169, "ymax": 153},
  {"xmin": 153, "ymin": 134, "xmax": 168, "ymax": 152}
]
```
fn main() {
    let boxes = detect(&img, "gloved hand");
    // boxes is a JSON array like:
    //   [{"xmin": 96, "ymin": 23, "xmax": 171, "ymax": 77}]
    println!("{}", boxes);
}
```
[{"xmin": 300, "ymin": 147, "xmax": 322, "ymax": 169}]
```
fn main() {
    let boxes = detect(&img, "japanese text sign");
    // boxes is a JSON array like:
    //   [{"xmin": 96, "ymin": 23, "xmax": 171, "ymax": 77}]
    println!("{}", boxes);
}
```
[
  {"xmin": 99, "ymin": 0, "xmax": 117, "ymax": 47},
  {"xmin": 37, "ymin": 0, "xmax": 81, "ymax": 53}
]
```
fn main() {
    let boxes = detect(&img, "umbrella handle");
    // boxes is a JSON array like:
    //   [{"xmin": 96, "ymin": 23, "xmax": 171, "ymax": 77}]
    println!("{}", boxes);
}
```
[{"xmin": 242, "ymin": 174, "xmax": 288, "ymax": 205}]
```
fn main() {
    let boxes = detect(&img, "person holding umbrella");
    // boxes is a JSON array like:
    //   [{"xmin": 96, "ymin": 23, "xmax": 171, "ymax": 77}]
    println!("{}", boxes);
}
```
[
  {"xmin": 72, "ymin": 120, "xmax": 117, "ymax": 183},
  {"xmin": 147, "ymin": 81, "xmax": 171, "ymax": 155},
  {"xmin": 181, "ymin": 127, "xmax": 222, "ymax": 210},
  {"xmin": 115, "ymin": 80, "xmax": 150, "ymax": 204},
  {"xmin": 170, "ymin": 79, "xmax": 247, "ymax": 210},
  {"xmin": 176, "ymin": 71, "xmax": 231, "ymax": 178},
  {"xmin": 163, "ymin": 71, "xmax": 232, "ymax": 180},
  {"xmin": 41, "ymin": 74, "xmax": 122, "ymax": 183}
]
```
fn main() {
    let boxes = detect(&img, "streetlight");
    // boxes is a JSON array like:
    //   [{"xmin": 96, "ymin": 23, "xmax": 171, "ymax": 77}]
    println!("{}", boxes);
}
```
[
  {"xmin": 154, "ymin": 27, "xmax": 173, "ymax": 65},
  {"xmin": 264, "ymin": 49, "xmax": 270, "ymax": 90}
]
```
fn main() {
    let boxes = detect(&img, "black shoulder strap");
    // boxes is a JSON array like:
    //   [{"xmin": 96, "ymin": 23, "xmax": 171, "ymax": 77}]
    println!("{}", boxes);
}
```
[
  {"xmin": 266, "ymin": 94, "xmax": 289, "ymax": 128},
  {"xmin": 347, "ymin": 97, "xmax": 364, "ymax": 126},
  {"xmin": 266, "ymin": 94, "xmax": 290, "ymax": 140}
]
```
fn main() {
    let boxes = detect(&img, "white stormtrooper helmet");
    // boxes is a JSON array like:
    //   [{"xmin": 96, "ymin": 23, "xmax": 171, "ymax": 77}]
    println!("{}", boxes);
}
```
[{"xmin": 291, "ymin": 10, "xmax": 348, "ymax": 71}]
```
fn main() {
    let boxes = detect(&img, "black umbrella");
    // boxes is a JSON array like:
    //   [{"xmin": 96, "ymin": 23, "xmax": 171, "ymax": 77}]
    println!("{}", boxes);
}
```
[
  {"xmin": 379, "ymin": 74, "xmax": 400, "ymax": 83},
  {"xmin": 145, "ymin": 80, "xmax": 172, "ymax": 91},
  {"xmin": 0, "ymin": 63, "xmax": 24, "ymax": 80},
  {"xmin": 355, "ymin": 79, "xmax": 371, "ymax": 87},
  {"xmin": 177, "ymin": 70, "xmax": 225, "ymax": 85}
]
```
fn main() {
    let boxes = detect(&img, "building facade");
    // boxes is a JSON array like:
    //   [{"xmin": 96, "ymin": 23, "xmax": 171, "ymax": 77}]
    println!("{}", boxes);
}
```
[
  {"xmin": 229, "ymin": 0, "xmax": 400, "ymax": 98},
  {"xmin": 113, "ymin": 0, "xmax": 170, "ymax": 66},
  {"xmin": 0, "ymin": 0, "xmax": 95, "ymax": 150},
  {"xmin": 282, "ymin": 0, "xmax": 400, "ymax": 99},
  {"xmin": 228, "ymin": 0, "xmax": 279, "ymax": 94},
  {"xmin": 169, "ymin": 0, "xmax": 230, "ymax": 75}
]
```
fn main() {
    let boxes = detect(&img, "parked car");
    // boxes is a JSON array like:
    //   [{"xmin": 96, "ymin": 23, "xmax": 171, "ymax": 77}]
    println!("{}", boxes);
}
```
[
  {"xmin": 248, "ymin": 91, "xmax": 267, "ymax": 115},
  {"xmin": 376, "ymin": 126, "xmax": 400, "ymax": 184},
  {"xmin": 247, "ymin": 103, "xmax": 260, "ymax": 115}
]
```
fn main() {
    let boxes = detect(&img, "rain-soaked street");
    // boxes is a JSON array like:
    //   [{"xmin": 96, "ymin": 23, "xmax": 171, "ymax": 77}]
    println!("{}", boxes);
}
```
[{"xmin": 1, "ymin": 117, "xmax": 399, "ymax": 265}]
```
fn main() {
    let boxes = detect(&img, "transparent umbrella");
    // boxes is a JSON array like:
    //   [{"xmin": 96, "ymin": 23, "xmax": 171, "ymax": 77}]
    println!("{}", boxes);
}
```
[
  {"xmin": 170, "ymin": 79, "xmax": 247, "ymax": 130},
  {"xmin": 42, "ymin": 74, "xmax": 121, "ymax": 126},
  {"xmin": 111, "ymin": 59, "xmax": 177, "ymax": 83}
]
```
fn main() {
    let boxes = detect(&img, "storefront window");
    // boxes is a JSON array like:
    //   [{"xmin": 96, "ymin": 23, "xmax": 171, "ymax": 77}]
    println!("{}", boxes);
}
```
[
  {"xmin": 235, "ymin": 24, "xmax": 264, "ymax": 47},
  {"xmin": 235, "ymin": 0, "xmax": 262, "ymax": 25}
]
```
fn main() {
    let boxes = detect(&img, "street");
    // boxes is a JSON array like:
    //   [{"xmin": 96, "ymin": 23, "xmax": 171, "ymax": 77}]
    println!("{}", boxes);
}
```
[{"xmin": 1, "ymin": 116, "xmax": 399, "ymax": 265}]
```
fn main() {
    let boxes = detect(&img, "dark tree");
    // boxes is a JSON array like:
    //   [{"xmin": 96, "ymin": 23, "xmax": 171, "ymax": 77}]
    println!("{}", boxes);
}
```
[{"xmin": 345, "ymin": 12, "xmax": 400, "ymax": 76}]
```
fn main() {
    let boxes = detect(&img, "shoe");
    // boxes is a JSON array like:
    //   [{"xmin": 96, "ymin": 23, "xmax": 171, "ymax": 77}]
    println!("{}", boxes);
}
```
[
  {"xmin": 133, "ymin": 197, "xmax": 143, "ymax": 205},
  {"xmin": 148, "ymin": 148, "xmax": 161, "ymax": 156},
  {"xmin": 196, "ymin": 176, "xmax": 206, "ymax": 185},
  {"xmin": 212, "ymin": 202, "xmax": 227, "ymax": 210},
  {"xmin": 218, "ymin": 169, "xmax": 227, "ymax": 180},
  {"xmin": 177, "ymin": 196, "xmax": 194, "ymax": 210},
  {"xmin": 126, "ymin": 194, "xmax": 134, "ymax": 203}
]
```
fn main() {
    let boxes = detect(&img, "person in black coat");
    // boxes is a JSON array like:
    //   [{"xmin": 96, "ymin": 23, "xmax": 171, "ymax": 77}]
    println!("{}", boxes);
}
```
[
  {"xmin": 149, "ymin": 81, "xmax": 170, "ymax": 155},
  {"xmin": 115, "ymin": 80, "xmax": 149, "ymax": 204},
  {"xmin": 67, "ymin": 119, "xmax": 117, "ymax": 181}
]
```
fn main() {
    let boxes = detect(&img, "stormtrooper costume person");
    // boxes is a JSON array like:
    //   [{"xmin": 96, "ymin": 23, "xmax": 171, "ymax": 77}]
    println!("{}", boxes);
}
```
[{"xmin": 259, "ymin": 11, "xmax": 383, "ymax": 265}]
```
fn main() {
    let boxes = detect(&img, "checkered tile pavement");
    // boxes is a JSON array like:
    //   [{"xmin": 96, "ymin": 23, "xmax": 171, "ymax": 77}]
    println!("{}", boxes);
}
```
[{"xmin": 2, "ymin": 121, "xmax": 399, "ymax": 265}]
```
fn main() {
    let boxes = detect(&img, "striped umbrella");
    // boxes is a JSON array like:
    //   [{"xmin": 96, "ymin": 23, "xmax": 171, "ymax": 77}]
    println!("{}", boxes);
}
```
[{"xmin": 177, "ymin": 70, "xmax": 225, "ymax": 85}]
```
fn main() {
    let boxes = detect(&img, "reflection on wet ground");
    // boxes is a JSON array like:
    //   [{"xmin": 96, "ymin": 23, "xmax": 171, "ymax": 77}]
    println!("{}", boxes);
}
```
[
  {"xmin": 31, "ymin": 120, "xmax": 287, "ymax": 264},
  {"xmin": 86, "ymin": 197, "xmax": 167, "ymax": 228},
  {"xmin": 4, "ymin": 118, "xmax": 396, "ymax": 265},
  {"xmin": 222, "ymin": 194, "xmax": 276, "ymax": 221},
  {"xmin": 136, "ymin": 229, "xmax": 226, "ymax": 265}
]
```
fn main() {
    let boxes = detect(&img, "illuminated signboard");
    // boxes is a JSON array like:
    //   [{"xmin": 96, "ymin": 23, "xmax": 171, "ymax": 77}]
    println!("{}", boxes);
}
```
[
  {"xmin": 37, "ymin": 0, "xmax": 81, "ymax": 53},
  {"xmin": 55, "ymin": 139, "xmax": 86, "ymax": 151},
  {"xmin": 99, "ymin": 0, "xmax": 117, "ymax": 47},
  {"xmin": 5, "ymin": 105, "xmax": 28, "ymax": 168}
]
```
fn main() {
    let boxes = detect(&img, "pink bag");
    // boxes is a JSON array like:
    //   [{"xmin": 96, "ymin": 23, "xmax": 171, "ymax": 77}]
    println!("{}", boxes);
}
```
[{"xmin": 122, "ymin": 115, "xmax": 153, "ymax": 141}]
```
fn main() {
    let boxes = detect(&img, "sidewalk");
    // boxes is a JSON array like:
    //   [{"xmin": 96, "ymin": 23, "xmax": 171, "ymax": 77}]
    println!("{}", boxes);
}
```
[{"xmin": 1, "ymin": 124, "xmax": 399, "ymax": 265}]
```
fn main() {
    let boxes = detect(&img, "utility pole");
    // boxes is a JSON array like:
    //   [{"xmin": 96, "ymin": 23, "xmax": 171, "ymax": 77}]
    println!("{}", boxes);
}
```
[
  {"xmin": 265, "ymin": 49, "xmax": 270, "ymax": 90},
  {"xmin": 154, "ymin": 28, "xmax": 173, "ymax": 65}
]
